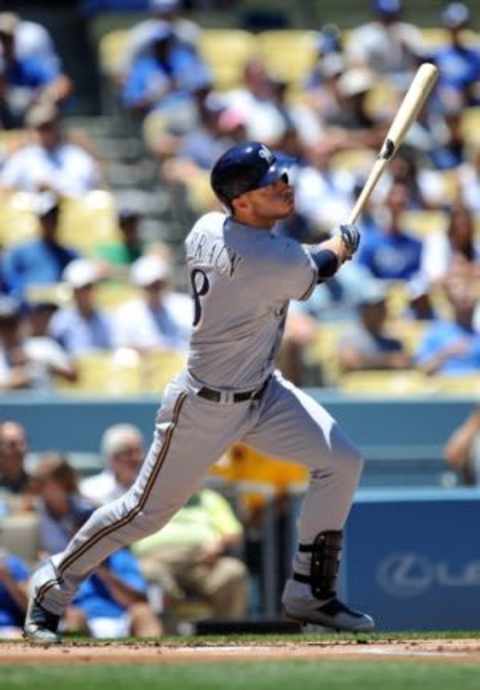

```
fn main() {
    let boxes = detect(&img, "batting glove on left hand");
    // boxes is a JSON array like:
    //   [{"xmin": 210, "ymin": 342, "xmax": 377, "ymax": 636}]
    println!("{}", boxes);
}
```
[{"xmin": 335, "ymin": 224, "xmax": 361, "ymax": 260}]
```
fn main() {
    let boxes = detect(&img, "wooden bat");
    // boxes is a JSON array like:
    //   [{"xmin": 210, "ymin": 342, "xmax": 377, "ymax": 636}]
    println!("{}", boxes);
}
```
[{"xmin": 347, "ymin": 62, "xmax": 438, "ymax": 225}]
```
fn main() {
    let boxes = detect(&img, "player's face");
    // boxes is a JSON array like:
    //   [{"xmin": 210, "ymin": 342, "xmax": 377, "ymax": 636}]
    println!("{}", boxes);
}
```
[{"xmin": 234, "ymin": 174, "xmax": 295, "ymax": 227}]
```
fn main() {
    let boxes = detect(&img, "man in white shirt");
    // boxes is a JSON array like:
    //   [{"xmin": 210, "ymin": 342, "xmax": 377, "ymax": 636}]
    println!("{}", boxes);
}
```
[
  {"xmin": 80, "ymin": 424, "xmax": 145, "ymax": 505},
  {"xmin": 0, "ymin": 102, "xmax": 101, "ymax": 197},
  {"xmin": 112, "ymin": 254, "xmax": 192, "ymax": 352}
]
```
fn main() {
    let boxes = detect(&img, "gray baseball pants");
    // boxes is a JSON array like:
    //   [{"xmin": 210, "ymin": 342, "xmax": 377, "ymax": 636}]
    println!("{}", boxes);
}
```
[{"xmin": 34, "ymin": 370, "xmax": 363, "ymax": 615}]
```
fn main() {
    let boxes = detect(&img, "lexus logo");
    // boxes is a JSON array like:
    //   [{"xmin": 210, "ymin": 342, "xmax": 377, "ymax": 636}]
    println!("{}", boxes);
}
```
[{"xmin": 377, "ymin": 552, "xmax": 480, "ymax": 598}]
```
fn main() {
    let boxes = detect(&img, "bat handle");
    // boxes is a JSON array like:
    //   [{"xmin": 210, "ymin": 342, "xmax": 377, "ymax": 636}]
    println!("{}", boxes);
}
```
[{"xmin": 347, "ymin": 158, "xmax": 387, "ymax": 226}]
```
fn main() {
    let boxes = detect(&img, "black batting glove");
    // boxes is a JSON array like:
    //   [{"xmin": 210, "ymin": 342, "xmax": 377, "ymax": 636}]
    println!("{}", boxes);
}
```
[{"xmin": 335, "ymin": 224, "xmax": 361, "ymax": 260}]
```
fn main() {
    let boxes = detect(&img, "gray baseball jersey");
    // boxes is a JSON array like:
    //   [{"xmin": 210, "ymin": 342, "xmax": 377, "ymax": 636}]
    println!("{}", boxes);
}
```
[{"xmin": 31, "ymin": 211, "xmax": 363, "ymax": 617}]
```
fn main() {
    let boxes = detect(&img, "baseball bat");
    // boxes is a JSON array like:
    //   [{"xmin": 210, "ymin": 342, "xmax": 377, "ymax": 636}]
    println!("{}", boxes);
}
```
[{"xmin": 347, "ymin": 62, "xmax": 438, "ymax": 225}]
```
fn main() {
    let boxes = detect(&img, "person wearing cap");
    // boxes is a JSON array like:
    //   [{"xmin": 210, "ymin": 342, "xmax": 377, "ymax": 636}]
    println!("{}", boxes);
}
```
[
  {"xmin": 0, "ymin": 13, "xmax": 72, "ymax": 125},
  {"xmin": 127, "ymin": 0, "xmax": 201, "ymax": 71},
  {"xmin": 434, "ymin": 3, "xmax": 480, "ymax": 107},
  {"xmin": 49, "ymin": 259, "xmax": 113, "ymax": 357},
  {"xmin": 0, "ymin": 103, "xmax": 101, "ymax": 196},
  {"xmin": 0, "ymin": 295, "xmax": 75, "ymax": 391},
  {"xmin": 122, "ymin": 20, "xmax": 211, "ymax": 116},
  {"xmin": 346, "ymin": 0, "xmax": 423, "ymax": 87},
  {"xmin": 357, "ymin": 182, "xmax": 423, "ymax": 281},
  {"xmin": 0, "ymin": 11, "xmax": 61, "ymax": 75},
  {"xmin": 338, "ymin": 281, "xmax": 411, "ymax": 373},
  {"xmin": 1, "ymin": 194, "xmax": 79, "ymax": 302},
  {"xmin": 112, "ymin": 254, "xmax": 192, "ymax": 352}
]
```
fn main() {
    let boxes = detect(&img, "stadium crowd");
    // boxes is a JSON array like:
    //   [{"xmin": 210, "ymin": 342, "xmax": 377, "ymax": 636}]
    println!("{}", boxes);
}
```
[{"xmin": 1, "ymin": 0, "xmax": 480, "ymax": 635}]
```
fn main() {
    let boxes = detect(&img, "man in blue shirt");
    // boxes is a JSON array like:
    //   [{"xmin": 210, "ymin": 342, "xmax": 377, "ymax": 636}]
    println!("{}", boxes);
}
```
[
  {"xmin": 416, "ymin": 278, "xmax": 480, "ymax": 375},
  {"xmin": 123, "ymin": 23, "xmax": 211, "ymax": 115},
  {"xmin": 434, "ymin": 3, "xmax": 480, "ymax": 107},
  {"xmin": 0, "ymin": 551, "xmax": 29, "ymax": 638},
  {"xmin": 49, "ymin": 259, "xmax": 113, "ymax": 356},
  {"xmin": 2, "ymin": 194, "xmax": 79, "ymax": 303},
  {"xmin": 358, "ymin": 182, "xmax": 423, "ymax": 280}
]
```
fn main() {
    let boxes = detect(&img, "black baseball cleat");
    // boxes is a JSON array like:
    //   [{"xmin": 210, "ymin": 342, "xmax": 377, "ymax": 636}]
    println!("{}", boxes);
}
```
[
  {"xmin": 24, "ymin": 597, "xmax": 61, "ymax": 644},
  {"xmin": 282, "ymin": 579, "xmax": 375, "ymax": 632}
]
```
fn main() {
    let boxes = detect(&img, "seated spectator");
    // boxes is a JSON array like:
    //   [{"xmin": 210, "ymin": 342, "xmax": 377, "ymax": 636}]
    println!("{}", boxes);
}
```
[
  {"xmin": 1, "ymin": 194, "xmax": 79, "ymax": 302},
  {"xmin": 346, "ymin": 0, "xmax": 423, "ymax": 89},
  {"xmin": 0, "ymin": 13, "xmax": 71, "ymax": 125},
  {"xmin": 459, "ymin": 147, "xmax": 480, "ymax": 213},
  {"xmin": 0, "ymin": 102, "xmax": 102, "ymax": 196},
  {"xmin": 24, "ymin": 300, "xmax": 77, "ymax": 382},
  {"xmin": 435, "ymin": 3, "xmax": 480, "ymax": 108},
  {"xmin": 81, "ymin": 424, "xmax": 144, "ymax": 505},
  {"xmin": 49, "ymin": 259, "xmax": 113, "ymax": 356},
  {"xmin": 444, "ymin": 407, "xmax": 480, "ymax": 485},
  {"xmin": 5, "ymin": 12, "xmax": 61, "ymax": 74},
  {"xmin": 0, "ymin": 549, "xmax": 29, "ymax": 639},
  {"xmin": 0, "ymin": 297, "xmax": 75, "ymax": 391},
  {"xmin": 339, "ymin": 282, "xmax": 411, "ymax": 372},
  {"xmin": 113, "ymin": 255, "xmax": 192, "ymax": 352},
  {"xmin": 122, "ymin": 23, "xmax": 210, "ymax": 117},
  {"xmin": 304, "ymin": 51, "xmax": 346, "ymax": 124},
  {"xmin": 127, "ymin": 0, "xmax": 201, "ymax": 71},
  {"xmin": 133, "ymin": 489, "xmax": 248, "ymax": 621},
  {"xmin": 0, "ymin": 420, "xmax": 30, "ymax": 496},
  {"xmin": 416, "ymin": 278, "xmax": 480, "ymax": 375},
  {"xmin": 358, "ymin": 182, "xmax": 423, "ymax": 280},
  {"xmin": 32, "ymin": 453, "xmax": 161, "ymax": 639},
  {"xmin": 421, "ymin": 205, "xmax": 480, "ymax": 285},
  {"xmin": 95, "ymin": 206, "xmax": 144, "ymax": 269}
]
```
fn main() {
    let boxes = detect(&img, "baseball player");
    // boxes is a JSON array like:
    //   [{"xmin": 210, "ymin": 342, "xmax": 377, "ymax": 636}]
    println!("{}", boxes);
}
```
[{"xmin": 24, "ymin": 142, "xmax": 374, "ymax": 642}]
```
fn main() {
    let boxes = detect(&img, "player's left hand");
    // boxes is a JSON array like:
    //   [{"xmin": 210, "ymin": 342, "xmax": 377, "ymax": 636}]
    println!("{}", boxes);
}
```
[{"xmin": 335, "ymin": 224, "xmax": 361, "ymax": 260}]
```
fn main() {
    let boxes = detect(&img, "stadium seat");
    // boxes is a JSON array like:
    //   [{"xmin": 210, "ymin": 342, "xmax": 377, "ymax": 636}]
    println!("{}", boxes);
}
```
[
  {"xmin": 58, "ymin": 349, "xmax": 142, "ymax": 395},
  {"xmin": 257, "ymin": 30, "xmax": 318, "ymax": 88},
  {"xmin": 329, "ymin": 148, "xmax": 376, "ymax": 175},
  {"xmin": 420, "ymin": 28, "xmax": 479, "ymax": 50},
  {"xmin": 430, "ymin": 375, "xmax": 480, "ymax": 395},
  {"xmin": 399, "ymin": 210, "xmax": 449, "ymax": 237},
  {"xmin": 461, "ymin": 107, "xmax": 480, "ymax": 147},
  {"xmin": 0, "ymin": 192, "xmax": 40, "ymax": 246},
  {"xmin": 140, "ymin": 349, "xmax": 187, "ymax": 393},
  {"xmin": 339, "ymin": 370, "xmax": 433, "ymax": 395},
  {"xmin": 199, "ymin": 29, "xmax": 257, "ymax": 90},
  {"xmin": 98, "ymin": 29, "xmax": 130, "ymax": 80},
  {"xmin": 304, "ymin": 323, "xmax": 347, "ymax": 385},
  {"xmin": 95, "ymin": 282, "xmax": 139, "ymax": 310},
  {"xmin": 59, "ymin": 190, "xmax": 121, "ymax": 254}
]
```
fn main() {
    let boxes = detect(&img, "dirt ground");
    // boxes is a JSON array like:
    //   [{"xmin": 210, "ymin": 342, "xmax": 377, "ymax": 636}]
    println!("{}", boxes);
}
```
[{"xmin": 1, "ymin": 639, "xmax": 480, "ymax": 665}]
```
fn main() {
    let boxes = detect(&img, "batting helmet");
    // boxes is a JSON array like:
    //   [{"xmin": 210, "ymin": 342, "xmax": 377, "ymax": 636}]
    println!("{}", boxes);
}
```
[{"xmin": 210, "ymin": 142, "xmax": 290, "ymax": 206}]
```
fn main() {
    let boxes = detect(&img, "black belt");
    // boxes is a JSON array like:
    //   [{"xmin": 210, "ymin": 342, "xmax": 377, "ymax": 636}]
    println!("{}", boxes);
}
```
[{"xmin": 197, "ymin": 377, "xmax": 270, "ymax": 403}]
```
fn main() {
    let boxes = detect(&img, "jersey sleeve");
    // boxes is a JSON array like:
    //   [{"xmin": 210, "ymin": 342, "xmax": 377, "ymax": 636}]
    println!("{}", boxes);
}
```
[{"xmin": 267, "ymin": 236, "xmax": 318, "ymax": 302}]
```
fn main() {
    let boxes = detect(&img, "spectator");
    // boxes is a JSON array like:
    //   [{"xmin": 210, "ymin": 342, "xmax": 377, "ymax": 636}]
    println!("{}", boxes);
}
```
[
  {"xmin": 32, "ymin": 453, "xmax": 161, "ymax": 639},
  {"xmin": 4, "ymin": 12, "xmax": 61, "ymax": 74},
  {"xmin": 0, "ymin": 13, "xmax": 71, "ymax": 125},
  {"xmin": 435, "ymin": 3, "xmax": 480, "ymax": 108},
  {"xmin": 358, "ymin": 182, "xmax": 423, "ymax": 280},
  {"xmin": 339, "ymin": 282, "xmax": 411, "ymax": 372},
  {"xmin": 24, "ymin": 301, "xmax": 77, "ymax": 382},
  {"xmin": 421, "ymin": 205, "xmax": 480, "ymax": 285},
  {"xmin": 305, "ymin": 52, "xmax": 346, "ymax": 125},
  {"xmin": 0, "ymin": 420, "xmax": 29, "ymax": 495},
  {"xmin": 127, "ymin": 0, "xmax": 201, "ymax": 69},
  {"xmin": 95, "ymin": 206, "xmax": 144, "ymax": 269},
  {"xmin": 1, "ymin": 194, "xmax": 79, "ymax": 302},
  {"xmin": 0, "ymin": 296, "xmax": 74, "ymax": 391},
  {"xmin": 416, "ymin": 278, "xmax": 480, "ymax": 375},
  {"xmin": 122, "ymin": 23, "xmax": 210, "ymax": 117},
  {"xmin": 0, "ymin": 549, "xmax": 29, "ymax": 639},
  {"xmin": 112, "ymin": 255, "xmax": 192, "ymax": 352},
  {"xmin": 444, "ymin": 407, "xmax": 480, "ymax": 485},
  {"xmin": 133, "ymin": 489, "xmax": 249, "ymax": 621},
  {"xmin": 80, "ymin": 424, "xmax": 144, "ymax": 505},
  {"xmin": 0, "ymin": 102, "xmax": 102, "ymax": 196},
  {"xmin": 459, "ymin": 146, "xmax": 480, "ymax": 213},
  {"xmin": 49, "ymin": 259, "xmax": 113, "ymax": 356},
  {"xmin": 346, "ymin": 0, "xmax": 423, "ymax": 88}
]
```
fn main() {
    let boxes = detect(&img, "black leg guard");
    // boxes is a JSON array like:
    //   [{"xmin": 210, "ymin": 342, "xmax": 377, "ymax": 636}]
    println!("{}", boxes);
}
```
[{"xmin": 293, "ymin": 530, "xmax": 343, "ymax": 600}]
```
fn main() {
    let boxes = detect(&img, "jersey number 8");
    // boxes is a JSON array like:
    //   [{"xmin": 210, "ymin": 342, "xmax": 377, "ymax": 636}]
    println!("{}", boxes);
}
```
[{"xmin": 190, "ymin": 268, "xmax": 210, "ymax": 328}]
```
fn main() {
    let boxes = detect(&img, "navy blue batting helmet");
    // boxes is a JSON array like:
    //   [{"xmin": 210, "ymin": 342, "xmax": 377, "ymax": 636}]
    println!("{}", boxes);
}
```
[{"xmin": 210, "ymin": 142, "xmax": 290, "ymax": 206}]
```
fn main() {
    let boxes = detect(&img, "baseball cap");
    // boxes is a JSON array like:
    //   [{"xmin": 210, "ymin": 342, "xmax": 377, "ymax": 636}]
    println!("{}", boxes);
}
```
[
  {"xmin": 338, "ymin": 69, "xmax": 374, "ymax": 97},
  {"xmin": 130, "ymin": 255, "xmax": 171, "ymax": 288},
  {"xmin": 210, "ymin": 142, "xmax": 291, "ymax": 205},
  {"xmin": 63, "ymin": 259, "xmax": 100, "ymax": 289},
  {"xmin": 441, "ymin": 3, "xmax": 470, "ymax": 29},
  {"xmin": 373, "ymin": 0, "xmax": 402, "ymax": 15}
]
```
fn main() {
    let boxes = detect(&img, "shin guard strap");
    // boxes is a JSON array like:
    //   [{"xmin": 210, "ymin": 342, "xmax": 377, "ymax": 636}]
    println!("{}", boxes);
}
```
[{"xmin": 296, "ymin": 530, "xmax": 343, "ymax": 600}]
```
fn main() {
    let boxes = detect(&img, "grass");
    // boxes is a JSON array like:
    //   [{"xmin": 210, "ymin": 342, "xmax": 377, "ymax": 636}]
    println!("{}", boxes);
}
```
[{"xmin": 2, "ymin": 660, "xmax": 480, "ymax": 690}]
